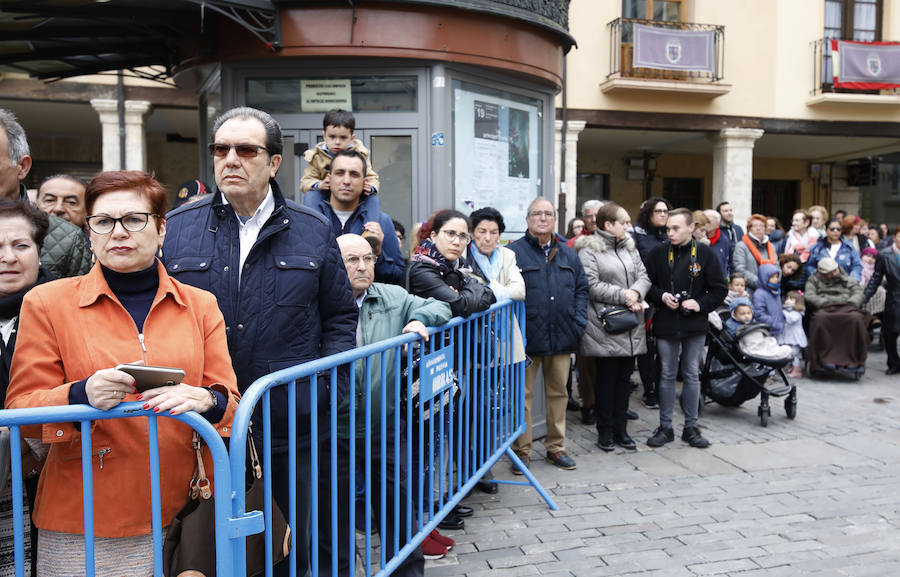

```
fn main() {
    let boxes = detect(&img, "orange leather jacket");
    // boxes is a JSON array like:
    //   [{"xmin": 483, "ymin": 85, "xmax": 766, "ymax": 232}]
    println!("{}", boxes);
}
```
[{"xmin": 6, "ymin": 262, "xmax": 240, "ymax": 537}]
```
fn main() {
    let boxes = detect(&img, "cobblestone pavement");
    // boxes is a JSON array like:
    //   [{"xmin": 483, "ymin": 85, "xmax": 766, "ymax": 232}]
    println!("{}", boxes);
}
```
[{"xmin": 424, "ymin": 348, "xmax": 900, "ymax": 576}]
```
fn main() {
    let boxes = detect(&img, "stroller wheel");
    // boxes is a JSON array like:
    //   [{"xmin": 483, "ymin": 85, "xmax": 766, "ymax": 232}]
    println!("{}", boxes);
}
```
[
  {"xmin": 785, "ymin": 392, "xmax": 797, "ymax": 420},
  {"xmin": 758, "ymin": 405, "xmax": 770, "ymax": 427}
]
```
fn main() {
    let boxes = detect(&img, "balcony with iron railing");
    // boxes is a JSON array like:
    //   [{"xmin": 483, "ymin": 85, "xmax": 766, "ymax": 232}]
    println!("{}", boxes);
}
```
[
  {"xmin": 600, "ymin": 17, "xmax": 729, "ymax": 97},
  {"xmin": 808, "ymin": 37, "xmax": 900, "ymax": 105}
]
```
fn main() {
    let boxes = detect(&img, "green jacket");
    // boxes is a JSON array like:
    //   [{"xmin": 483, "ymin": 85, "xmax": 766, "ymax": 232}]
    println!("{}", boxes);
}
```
[
  {"xmin": 805, "ymin": 269, "xmax": 864, "ymax": 309},
  {"xmin": 338, "ymin": 282, "xmax": 452, "ymax": 439},
  {"xmin": 19, "ymin": 184, "xmax": 91, "ymax": 278}
]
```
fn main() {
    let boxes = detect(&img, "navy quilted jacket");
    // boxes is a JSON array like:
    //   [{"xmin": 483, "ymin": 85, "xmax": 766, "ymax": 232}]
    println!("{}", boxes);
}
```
[
  {"xmin": 508, "ymin": 232, "xmax": 589, "ymax": 357},
  {"xmin": 161, "ymin": 180, "xmax": 358, "ymax": 446}
]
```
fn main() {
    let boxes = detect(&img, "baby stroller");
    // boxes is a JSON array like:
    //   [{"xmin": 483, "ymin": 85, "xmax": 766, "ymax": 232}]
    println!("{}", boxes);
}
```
[{"xmin": 699, "ymin": 311, "xmax": 798, "ymax": 427}]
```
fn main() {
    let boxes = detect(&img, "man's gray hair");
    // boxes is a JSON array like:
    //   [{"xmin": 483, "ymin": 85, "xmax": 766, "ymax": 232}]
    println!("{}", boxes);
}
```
[
  {"xmin": 527, "ymin": 196, "xmax": 555, "ymax": 215},
  {"xmin": 212, "ymin": 107, "xmax": 283, "ymax": 157},
  {"xmin": 0, "ymin": 109, "xmax": 30, "ymax": 163},
  {"xmin": 581, "ymin": 199, "xmax": 604, "ymax": 213},
  {"xmin": 703, "ymin": 209, "xmax": 720, "ymax": 225}
]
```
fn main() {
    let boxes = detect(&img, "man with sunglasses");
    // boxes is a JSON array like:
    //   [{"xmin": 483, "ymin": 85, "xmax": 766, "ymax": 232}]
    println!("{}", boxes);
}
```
[
  {"xmin": 508, "ymin": 197, "xmax": 589, "ymax": 472},
  {"xmin": 162, "ymin": 106, "xmax": 358, "ymax": 577},
  {"xmin": 304, "ymin": 149, "xmax": 406, "ymax": 285}
]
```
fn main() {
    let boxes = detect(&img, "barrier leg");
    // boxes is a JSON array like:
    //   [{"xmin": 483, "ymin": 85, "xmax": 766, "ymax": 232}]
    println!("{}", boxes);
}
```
[{"xmin": 500, "ymin": 448, "xmax": 558, "ymax": 510}]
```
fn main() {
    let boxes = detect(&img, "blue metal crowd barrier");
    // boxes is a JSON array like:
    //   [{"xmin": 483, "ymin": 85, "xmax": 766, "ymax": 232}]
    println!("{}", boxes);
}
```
[
  {"xmin": 0, "ymin": 403, "xmax": 253, "ymax": 577},
  {"xmin": 228, "ymin": 298, "xmax": 557, "ymax": 577},
  {"xmin": 0, "ymin": 298, "xmax": 556, "ymax": 577}
]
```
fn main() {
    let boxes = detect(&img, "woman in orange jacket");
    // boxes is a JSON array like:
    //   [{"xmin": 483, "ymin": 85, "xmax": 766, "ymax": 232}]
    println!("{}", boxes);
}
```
[{"xmin": 6, "ymin": 171, "xmax": 240, "ymax": 576}]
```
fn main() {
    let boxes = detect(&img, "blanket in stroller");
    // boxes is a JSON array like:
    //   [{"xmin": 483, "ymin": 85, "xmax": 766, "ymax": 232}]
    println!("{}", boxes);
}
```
[{"xmin": 734, "ymin": 325, "xmax": 793, "ymax": 364}]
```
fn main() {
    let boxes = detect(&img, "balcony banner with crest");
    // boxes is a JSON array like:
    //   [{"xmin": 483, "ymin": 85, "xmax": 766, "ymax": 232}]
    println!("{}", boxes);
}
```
[
  {"xmin": 633, "ymin": 23, "xmax": 715, "ymax": 73},
  {"xmin": 831, "ymin": 39, "xmax": 900, "ymax": 89}
]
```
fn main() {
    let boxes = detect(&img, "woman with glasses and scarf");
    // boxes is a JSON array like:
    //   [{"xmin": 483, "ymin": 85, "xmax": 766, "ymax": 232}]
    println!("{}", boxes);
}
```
[
  {"xmin": 6, "ymin": 171, "xmax": 240, "ymax": 576},
  {"xmin": 406, "ymin": 209, "xmax": 496, "ymax": 317},
  {"xmin": 806, "ymin": 218, "xmax": 862, "ymax": 283},
  {"xmin": 404, "ymin": 209, "xmax": 495, "ymax": 538},
  {"xmin": 733, "ymin": 214, "xmax": 778, "ymax": 291}
]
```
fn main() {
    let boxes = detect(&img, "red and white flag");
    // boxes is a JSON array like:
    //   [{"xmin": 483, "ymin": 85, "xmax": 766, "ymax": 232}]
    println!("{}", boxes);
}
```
[{"xmin": 831, "ymin": 39, "xmax": 900, "ymax": 89}]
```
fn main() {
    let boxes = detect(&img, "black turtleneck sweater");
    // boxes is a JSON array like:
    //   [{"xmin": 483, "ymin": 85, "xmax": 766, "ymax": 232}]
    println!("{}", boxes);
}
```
[{"xmin": 102, "ymin": 263, "xmax": 158, "ymax": 332}]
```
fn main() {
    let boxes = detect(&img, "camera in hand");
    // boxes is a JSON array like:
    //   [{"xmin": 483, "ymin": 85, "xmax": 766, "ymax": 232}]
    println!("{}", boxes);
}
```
[{"xmin": 672, "ymin": 291, "xmax": 692, "ymax": 316}]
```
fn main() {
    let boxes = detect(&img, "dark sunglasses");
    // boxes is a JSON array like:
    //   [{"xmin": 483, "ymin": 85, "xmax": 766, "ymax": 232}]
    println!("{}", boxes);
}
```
[{"xmin": 208, "ymin": 143, "xmax": 269, "ymax": 158}]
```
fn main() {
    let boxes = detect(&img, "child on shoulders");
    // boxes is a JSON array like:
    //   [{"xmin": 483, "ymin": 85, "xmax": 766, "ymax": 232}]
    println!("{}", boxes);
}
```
[{"xmin": 301, "ymin": 108, "xmax": 380, "ymax": 198}]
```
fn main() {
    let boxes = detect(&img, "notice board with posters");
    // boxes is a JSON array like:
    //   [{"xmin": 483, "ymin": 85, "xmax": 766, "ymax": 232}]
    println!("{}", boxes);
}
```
[{"xmin": 452, "ymin": 81, "xmax": 541, "ymax": 232}]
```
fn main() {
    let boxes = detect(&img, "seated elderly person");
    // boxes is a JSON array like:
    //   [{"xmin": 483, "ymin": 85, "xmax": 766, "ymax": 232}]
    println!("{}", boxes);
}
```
[
  {"xmin": 318, "ymin": 233, "xmax": 453, "ymax": 572},
  {"xmin": 805, "ymin": 257, "xmax": 868, "ymax": 375}
]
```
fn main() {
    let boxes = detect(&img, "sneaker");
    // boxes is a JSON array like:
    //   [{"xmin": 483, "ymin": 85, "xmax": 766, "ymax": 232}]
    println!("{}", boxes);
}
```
[
  {"xmin": 429, "ymin": 529, "xmax": 454, "ymax": 550},
  {"xmin": 647, "ymin": 426, "xmax": 674, "ymax": 447},
  {"xmin": 511, "ymin": 454, "xmax": 530, "ymax": 476},
  {"xmin": 642, "ymin": 393, "xmax": 659, "ymax": 409},
  {"xmin": 546, "ymin": 451, "xmax": 577, "ymax": 470},
  {"xmin": 421, "ymin": 535, "xmax": 447, "ymax": 560},
  {"xmin": 596, "ymin": 433, "xmax": 615, "ymax": 452},
  {"xmin": 681, "ymin": 426, "xmax": 710, "ymax": 448},
  {"xmin": 613, "ymin": 431, "xmax": 637, "ymax": 451},
  {"xmin": 626, "ymin": 408, "xmax": 639, "ymax": 420}
]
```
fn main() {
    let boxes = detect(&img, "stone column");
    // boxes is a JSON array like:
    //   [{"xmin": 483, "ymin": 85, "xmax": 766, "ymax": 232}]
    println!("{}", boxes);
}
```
[
  {"xmin": 90, "ymin": 99, "xmax": 121, "ymax": 171},
  {"xmin": 709, "ymin": 128, "xmax": 764, "ymax": 228},
  {"xmin": 124, "ymin": 101, "xmax": 152, "ymax": 171},
  {"xmin": 554, "ymin": 119, "xmax": 586, "ymax": 231},
  {"xmin": 90, "ymin": 99, "xmax": 152, "ymax": 171}
]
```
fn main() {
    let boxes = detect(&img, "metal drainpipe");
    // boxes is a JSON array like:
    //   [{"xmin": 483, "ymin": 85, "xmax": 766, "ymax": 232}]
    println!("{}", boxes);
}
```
[
  {"xmin": 557, "ymin": 52, "xmax": 568, "ymax": 235},
  {"xmin": 117, "ymin": 70, "xmax": 126, "ymax": 170}
]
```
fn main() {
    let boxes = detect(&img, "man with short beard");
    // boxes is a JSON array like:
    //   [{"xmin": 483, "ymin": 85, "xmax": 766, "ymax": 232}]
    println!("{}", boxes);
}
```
[{"xmin": 717, "ymin": 201, "xmax": 743, "ymax": 252}]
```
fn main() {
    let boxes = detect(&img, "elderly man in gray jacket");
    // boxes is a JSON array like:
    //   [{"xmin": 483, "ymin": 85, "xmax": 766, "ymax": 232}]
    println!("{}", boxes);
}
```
[{"xmin": 576, "ymin": 202, "xmax": 651, "ymax": 452}]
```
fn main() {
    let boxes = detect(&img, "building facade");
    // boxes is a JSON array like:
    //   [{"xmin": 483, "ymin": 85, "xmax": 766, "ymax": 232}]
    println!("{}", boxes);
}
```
[{"xmin": 560, "ymin": 0, "xmax": 900, "ymax": 229}]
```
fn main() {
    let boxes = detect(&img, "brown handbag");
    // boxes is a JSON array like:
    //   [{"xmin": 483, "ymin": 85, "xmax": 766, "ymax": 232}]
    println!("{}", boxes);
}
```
[{"xmin": 162, "ymin": 430, "xmax": 292, "ymax": 577}]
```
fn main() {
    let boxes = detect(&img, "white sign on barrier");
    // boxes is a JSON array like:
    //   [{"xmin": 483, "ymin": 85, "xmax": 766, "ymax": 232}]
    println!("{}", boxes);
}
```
[{"xmin": 420, "ymin": 348, "xmax": 454, "ymax": 400}]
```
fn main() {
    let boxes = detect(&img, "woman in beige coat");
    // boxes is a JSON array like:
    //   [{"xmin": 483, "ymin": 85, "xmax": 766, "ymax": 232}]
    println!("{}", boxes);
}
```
[{"xmin": 576, "ymin": 203, "xmax": 650, "ymax": 452}]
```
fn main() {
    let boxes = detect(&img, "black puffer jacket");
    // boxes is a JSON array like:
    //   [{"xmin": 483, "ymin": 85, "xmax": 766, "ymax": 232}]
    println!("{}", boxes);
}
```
[
  {"xmin": 405, "ymin": 261, "xmax": 495, "ymax": 318},
  {"xmin": 645, "ymin": 240, "xmax": 727, "ymax": 339}
]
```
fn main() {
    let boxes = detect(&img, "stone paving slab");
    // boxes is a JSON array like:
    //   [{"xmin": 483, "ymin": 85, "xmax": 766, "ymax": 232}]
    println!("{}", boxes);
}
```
[{"xmin": 419, "ymin": 347, "xmax": 900, "ymax": 576}]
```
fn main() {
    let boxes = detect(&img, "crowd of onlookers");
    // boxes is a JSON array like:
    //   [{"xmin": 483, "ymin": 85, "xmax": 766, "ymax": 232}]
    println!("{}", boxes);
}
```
[{"xmin": 1, "ymin": 103, "xmax": 899, "ymax": 575}]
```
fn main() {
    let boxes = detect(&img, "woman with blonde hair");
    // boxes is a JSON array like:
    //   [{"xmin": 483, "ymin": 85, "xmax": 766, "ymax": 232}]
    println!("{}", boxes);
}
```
[
  {"xmin": 575, "ymin": 202, "xmax": 650, "ymax": 452},
  {"xmin": 732, "ymin": 214, "xmax": 777, "ymax": 290}
]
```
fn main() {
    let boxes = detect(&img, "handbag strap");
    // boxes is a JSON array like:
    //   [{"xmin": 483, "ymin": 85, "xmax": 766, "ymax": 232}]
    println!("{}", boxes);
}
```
[
  {"xmin": 247, "ymin": 425, "xmax": 263, "ymax": 480},
  {"xmin": 190, "ymin": 431, "xmax": 212, "ymax": 500}
]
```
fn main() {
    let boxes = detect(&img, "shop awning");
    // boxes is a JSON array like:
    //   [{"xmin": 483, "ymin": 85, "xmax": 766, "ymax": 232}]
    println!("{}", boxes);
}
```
[{"xmin": 0, "ymin": 0, "xmax": 279, "ymax": 80}]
